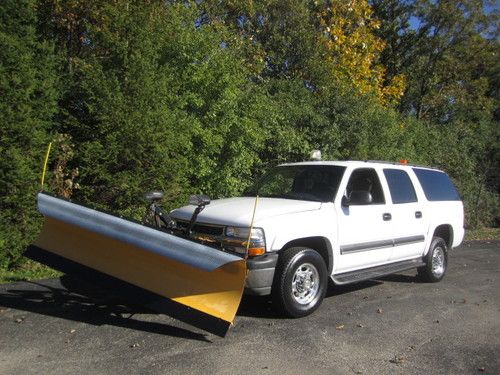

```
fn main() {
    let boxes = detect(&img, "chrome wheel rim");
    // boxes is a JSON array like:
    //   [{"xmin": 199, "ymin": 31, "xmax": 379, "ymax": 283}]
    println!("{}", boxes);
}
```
[
  {"xmin": 291, "ymin": 263, "xmax": 320, "ymax": 305},
  {"xmin": 431, "ymin": 247, "xmax": 445, "ymax": 278}
]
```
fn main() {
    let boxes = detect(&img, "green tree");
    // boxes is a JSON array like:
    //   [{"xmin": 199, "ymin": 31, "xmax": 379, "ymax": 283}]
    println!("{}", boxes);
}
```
[
  {"xmin": 38, "ymin": 1, "xmax": 273, "ymax": 210},
  {"xmin": 371, "ymin": 0, "xmax": 417, "ymax": 87},
  {"xmin": 373, "ymin": 0, "xmax": 500, "ymax": 227},
  {"xmin": 0, "ymin": 0, "xmax": 60, "ymax": 268}
]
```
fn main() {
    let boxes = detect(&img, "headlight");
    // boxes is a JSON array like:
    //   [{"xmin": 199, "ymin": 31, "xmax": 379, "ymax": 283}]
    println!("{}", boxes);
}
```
[{"xmin": 223, "ymin": 227, "xmax": 266, "ymax": 257}]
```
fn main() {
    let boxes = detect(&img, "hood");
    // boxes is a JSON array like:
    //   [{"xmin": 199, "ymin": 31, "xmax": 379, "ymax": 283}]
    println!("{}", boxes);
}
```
[{"xmin": 170, "ymin": 197, "xmax": 322, "ymax": 227}]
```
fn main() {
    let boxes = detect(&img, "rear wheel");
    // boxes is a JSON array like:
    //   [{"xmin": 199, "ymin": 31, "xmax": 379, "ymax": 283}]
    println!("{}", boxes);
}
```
[
  {"xmin": 272, "ymin": 247, "xmax": 327, "ymax": 318},
  {"xmin": 417, "ymin": 236, "xmax": 448, "ymax": 282}
]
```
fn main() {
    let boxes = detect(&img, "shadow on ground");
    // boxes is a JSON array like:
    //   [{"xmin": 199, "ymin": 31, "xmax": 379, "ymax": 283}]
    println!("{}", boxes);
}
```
[
  {"xmin": 237, "ymin": 275, "xmax": 418, "ymax": 318},
  {"xmin": 0, "ymin": 272, "xmax": 421, "ymax": 336},
  {"xmin": 0, "ymin": 275, "xmax": 211, "ymax": 342},
  {"xmin": 377, "ymin": 273, "xmax": 420, "ymax": 283}
]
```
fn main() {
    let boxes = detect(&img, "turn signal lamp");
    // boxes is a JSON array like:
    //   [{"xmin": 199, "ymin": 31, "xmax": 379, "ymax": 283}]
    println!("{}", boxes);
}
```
[{"xmin": 247, "ymin": 247, "xmax": 266, "ymax": 257}]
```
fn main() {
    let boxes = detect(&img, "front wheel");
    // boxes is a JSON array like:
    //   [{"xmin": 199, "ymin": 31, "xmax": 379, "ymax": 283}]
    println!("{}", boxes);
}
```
[
  {"xmin": 272, "ymin": 247, "xmax": 328, "ymax": 318},
  {"xmin": 417, "ymin": 236, "xmax": 448, "ymax": 282}
]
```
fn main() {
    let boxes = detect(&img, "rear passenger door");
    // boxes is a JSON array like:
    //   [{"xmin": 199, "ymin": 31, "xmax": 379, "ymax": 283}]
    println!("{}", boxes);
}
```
[
  {"xmin": 383, "ymin": 168, "xmax": 428, "ymax": 262},
  {"xmin": 336, "ymin": 167, "xmax": 393, "ymax": 272}
]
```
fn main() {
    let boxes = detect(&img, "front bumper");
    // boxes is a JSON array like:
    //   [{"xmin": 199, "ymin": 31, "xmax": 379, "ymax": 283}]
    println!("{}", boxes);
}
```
[{"xmin": 244, "ymin": 253, "xmax": 278, "ymax": 296}]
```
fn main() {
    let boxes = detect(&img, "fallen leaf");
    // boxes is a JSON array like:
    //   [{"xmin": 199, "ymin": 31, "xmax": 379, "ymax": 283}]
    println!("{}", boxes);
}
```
[
  {"xmin": 70, "ymin": 329, "xmax": 76, "ymax": 334},
  {"xmin": 389, "ymin": 355, "xmax": 406, "ymax": 364},
  {"xmin": 335, "ymin": 324, "xmax": 345, "ymax": 330}
]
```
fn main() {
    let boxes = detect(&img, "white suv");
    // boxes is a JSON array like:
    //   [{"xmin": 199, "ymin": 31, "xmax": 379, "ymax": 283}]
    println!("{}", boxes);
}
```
[{"xmin": 171, "ymin": 161, "xmax": 464, "ymax": 317}]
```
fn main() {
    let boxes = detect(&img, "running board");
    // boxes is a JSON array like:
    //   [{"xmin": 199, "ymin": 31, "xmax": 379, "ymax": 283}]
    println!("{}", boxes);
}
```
[{"xmin": 331, "ymin": 258, "xmax": 425, "ymax": 285}]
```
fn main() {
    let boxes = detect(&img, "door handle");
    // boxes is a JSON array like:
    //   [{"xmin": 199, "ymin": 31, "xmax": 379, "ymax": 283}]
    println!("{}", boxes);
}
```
[
  {"xmin": 415, "ymin": 211, "xmax": 422, "ymax": 219},
  {"xmin": 383, "ymin": 213, "xmax": 392, "ymax": 221}
]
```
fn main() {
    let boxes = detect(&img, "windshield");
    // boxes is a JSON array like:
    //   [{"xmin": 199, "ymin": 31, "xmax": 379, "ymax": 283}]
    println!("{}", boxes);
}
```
[{"xmin": 244, "ymin": 165, "xmax": 346, "ymax": 202}]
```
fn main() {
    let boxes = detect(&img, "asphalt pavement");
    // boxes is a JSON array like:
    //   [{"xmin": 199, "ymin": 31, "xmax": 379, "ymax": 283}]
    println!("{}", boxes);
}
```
[{"xmin": 0, "ymin": 242, "xmax": 499, "ymax": 375}]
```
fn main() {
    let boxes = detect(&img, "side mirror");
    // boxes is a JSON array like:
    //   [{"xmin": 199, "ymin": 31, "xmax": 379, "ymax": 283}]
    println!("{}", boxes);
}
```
[
  {"xmin": 188, "ymin": 194, "xmax": 211, "ymax": 207},
  {"xmin": 348, "ymin": 191, "xmax": 373, "ymax": 205},
  {"xmin": 341, "ymin": 195, "xmax": 350, "ymax": 207}
]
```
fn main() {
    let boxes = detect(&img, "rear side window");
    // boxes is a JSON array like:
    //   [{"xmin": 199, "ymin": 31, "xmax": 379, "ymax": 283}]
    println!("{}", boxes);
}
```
[
  {"xmin": 383, "ymin": 169, "xmax": 417, "ymax": 204},
  {"xmin": 413, "ymin": 168, "xmax": 461, "ymax": 201}
]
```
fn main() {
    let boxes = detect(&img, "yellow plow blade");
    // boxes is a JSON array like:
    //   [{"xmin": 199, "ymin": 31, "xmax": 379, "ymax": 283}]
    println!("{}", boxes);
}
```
[{"xmin": 25, "ymin": 193, "xmax": 247, "ymax": 336}]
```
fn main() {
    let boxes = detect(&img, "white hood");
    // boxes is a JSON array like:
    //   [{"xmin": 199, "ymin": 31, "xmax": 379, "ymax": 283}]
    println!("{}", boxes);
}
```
[{"xmin": 170, "ymin": 197, "xmax": 322, "ymax": 227}]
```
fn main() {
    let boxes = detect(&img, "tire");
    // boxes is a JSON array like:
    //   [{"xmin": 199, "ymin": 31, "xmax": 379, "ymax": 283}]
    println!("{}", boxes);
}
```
[
  {"xmin": 271, "ymin": 247, "xmax": 328, "ymax": 318},
  {"xmin": 417, "ymin": 236, "xmax": 448, "ymax": 283}
]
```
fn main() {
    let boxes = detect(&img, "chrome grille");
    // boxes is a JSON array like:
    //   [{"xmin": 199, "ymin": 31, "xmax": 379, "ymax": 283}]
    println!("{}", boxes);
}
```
[
  {"xmin": 174, "ymin": 220, "xmax": 246, "ymax": 258},
  {"xmin": 175, "ymin": 220, "xmax": 224, "ymax": 236}
]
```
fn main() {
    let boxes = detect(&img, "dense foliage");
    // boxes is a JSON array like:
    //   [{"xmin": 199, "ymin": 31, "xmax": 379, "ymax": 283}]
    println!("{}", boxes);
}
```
[{"xmin": 1, "ymin": 0, "xmax": 498, "ymax": 269}]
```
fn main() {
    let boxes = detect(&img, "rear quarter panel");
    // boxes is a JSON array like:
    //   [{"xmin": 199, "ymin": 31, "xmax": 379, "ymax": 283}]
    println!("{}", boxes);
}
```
[
  {"xmin": 424, "ymin": 201, "xmax": 465, "ymax": 250},
  {"xmin": 408, "ymin": 167, "xmax": 465, "ymax": 253}
]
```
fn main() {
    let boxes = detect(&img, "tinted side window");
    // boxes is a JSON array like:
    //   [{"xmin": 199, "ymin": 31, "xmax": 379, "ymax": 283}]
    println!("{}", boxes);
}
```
[
  {"xmin": 383, "ymin": 169, "xmax": 417, "ymax": 204},
  {"xmin": 413, "ymin": 168, "xmax": 461, "ymax": 201},
  {"xmin": 346, "ymin": 168, "xmax": 385, "ymax": 204}
]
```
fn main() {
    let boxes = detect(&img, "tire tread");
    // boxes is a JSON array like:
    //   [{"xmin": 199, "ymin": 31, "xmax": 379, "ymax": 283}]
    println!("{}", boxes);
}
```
[
  {"xmin": 271, "ymin": 247, "xmax": 327, "ymax": 318},
  {"xmin": 417, "ymin": 236, "xmax": 448, "ymax": 283}
]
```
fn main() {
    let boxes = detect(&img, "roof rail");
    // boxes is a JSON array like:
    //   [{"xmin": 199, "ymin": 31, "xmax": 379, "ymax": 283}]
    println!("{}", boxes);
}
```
[
  {"xmin": 364, "ymin": 160, "xmax": 440, "ymax": 170},
  {"xmin": 365, "ymin": 160, "xmax": 403, "ymax": 165}
]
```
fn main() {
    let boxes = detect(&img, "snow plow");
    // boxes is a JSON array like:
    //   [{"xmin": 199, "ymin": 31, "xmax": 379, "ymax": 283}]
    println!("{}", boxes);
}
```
[{"xmin": 25, "ymin": 192, "xmax": 248, "ymax": 337}]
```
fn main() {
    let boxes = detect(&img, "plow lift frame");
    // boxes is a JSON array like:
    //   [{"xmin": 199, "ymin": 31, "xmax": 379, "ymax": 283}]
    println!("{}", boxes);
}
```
[{"xmin": 25, "ymin": 192, "xmax": 247, "ymax": 337}]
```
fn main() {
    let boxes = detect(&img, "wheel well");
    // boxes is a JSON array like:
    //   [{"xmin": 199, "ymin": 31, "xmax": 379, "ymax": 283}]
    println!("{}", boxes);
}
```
[
  {"xmin": 280, "ymin": 237, "xmax": 333, "ymax": 274},
  {"xmin": 433, "ymin": 225, "xmax": 453, "ymax": 248}
]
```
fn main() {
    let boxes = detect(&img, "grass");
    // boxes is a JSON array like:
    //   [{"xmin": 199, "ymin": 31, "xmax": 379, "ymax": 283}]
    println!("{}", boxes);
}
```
[
  {"xmin": 1, "ymin": 227, "xmax": 498, "ymax": 284},
  {"xmin": 464, "ymin": 227, "xmax": 500, "ymax": 241},
  {"xmin": 0, "ymin": 260, "xmax": 61, "ymax": 284}
]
